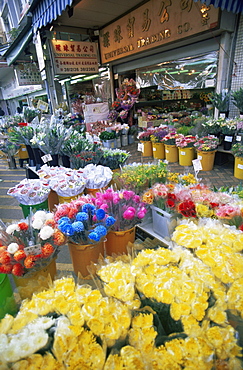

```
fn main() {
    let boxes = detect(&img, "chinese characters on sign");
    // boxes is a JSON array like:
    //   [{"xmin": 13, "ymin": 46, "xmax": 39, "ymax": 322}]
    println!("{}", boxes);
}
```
[
  {"xmin": 49, "ymin": 40, "xmax": 99, "ymax": 75},
  {"xmin": 15, "ymin": 63, "xmax": 42, "ymax": 86},
  {"xmin": 99, "ymin": 0, "xmax": 219, "ymax": 63}
]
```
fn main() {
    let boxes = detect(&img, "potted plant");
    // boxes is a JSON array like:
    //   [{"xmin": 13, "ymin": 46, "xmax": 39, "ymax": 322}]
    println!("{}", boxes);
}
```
[
  {"xmin": 161, "ymin": 130, "xmax": 179, "ymax": 163},
  {"xmin": 138, "ymin": 129, "xmax": 153, "ymax": 157},
  {"xmin": 194, "ymin": 136, "xmax": 219, "ymax": 171},
  {"xmin": 150, "ymin": 129, "xmax": 168, "ymax": 160},
  {"xmin": 209, "ymin": 91, "xmax": 230, "ymax": 117},
  {"xmin": 231, "ymin": 143, "xmax": 243, "ymax": 179},
  {"xmin": 219, "ymin": 119, "xmax": 237, "ymax": 150},
  {"xmin": 99, "ymin": 130, "xmax": 117, "ymax": 149},
  {"xmin": 175, "ymin": 135, "xmax": 197, "ymax": 166},
  {"xmin": 231, "ymin": 87, "xmax": 243, "ymax": 115}
]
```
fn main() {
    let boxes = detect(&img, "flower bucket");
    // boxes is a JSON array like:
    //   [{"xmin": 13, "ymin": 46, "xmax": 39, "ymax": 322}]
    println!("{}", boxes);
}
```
[
  {"xmin": 151, "ymin": 206, "xmax": 177, "ymax": 238},
  {"xmin": 68, "ymin": 240, "xmax": 105, "ymax": 277},
  {"xmin": 105, "ymin": 227, "xmax": 136, "ymax": 256},
  {"xmin": 48, "ymin": 190, "xmax": 59, "ymax": 212},
  {"xmin": 178, "ymin": 147, "xmax": 194, "ymax": 166},
  {"xmin": 84, "ymin": 186, "xmax": 108, "ymax": 196},
  {"xmin": 164, "ymin": 144, "xmax": 179, "ymax": 163},
  {"xmin": 234, "ymin": 157, "xmax": 243, "ymax": 179},
  {"xmin": 223, "ymin": 135, "xmax": 234, "ymax": 151},
  {"xmin": 152, "ymin": 142, "xmax": 165, "ymax": 159},
  {"xmin": 197, "ymin": 150, "xmax": 216, "ymax": 171},
  {"xmin": 141, "ymin": 141, "xmax": 153, "ymax": 157},
  {"xmin": 121, "ymin": 135, "xmax": 128, "ymax": 146},
  {"xmin": 14, "ymin": 258, "xmax": 57, "ymax": 300},
  {"xmin": 0, "ymin": 274, "xmax": 17, "ymax": 319},
  {"xmin": 58, "ymin": 193, "xmax": 83, "ymax": 204},
  {"xmin": 102, "ymin": 139, "xmax": 116, "ymax": 149},
  {"xmin": 20, "ymin": 199, "xmax": 49, "ymax": 218},
  {"xmin": 18, "ymin": 145, "xmax": 29, "ymax": 159}
]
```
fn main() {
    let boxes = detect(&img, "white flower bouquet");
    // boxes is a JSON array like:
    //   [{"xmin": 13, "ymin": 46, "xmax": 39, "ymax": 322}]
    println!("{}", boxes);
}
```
[
  {"xmin": 7, "ymin": 179, "xmax": 50, "ymax": 205},
  {"xmin": 82, "ymin": 164, "xmax": 113, "ymax": 189}
]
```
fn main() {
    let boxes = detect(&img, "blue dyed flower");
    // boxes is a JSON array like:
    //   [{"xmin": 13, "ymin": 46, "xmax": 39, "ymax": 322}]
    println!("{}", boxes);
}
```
[
  {"xmin": 76, "ymin": 212, "xmax": 89, "ymax": 222},
  {"xmin": 72, "ymin": 221, "xmax": 84, "ymax": 232},
  {"xmin": 58, "ymin": 217, "xmax": 71, "ymax": 225},
  {"xmin": 82, "ymin": 204, "xmax": 96, "ymax": 214},
  {"xmin": 94, "ymin": 225, "xmax": 107, "ymax": 237},
  {"xmin": 88, "ymin": 232, "xmax": 100, "ymax": 242},
  {"xmin": 58, "ymin": 223, "xmax": 75, "ymax": 236},
  {"xmin": 96, "ymin": 208, "xmax": 106, "ymax": 221},
  {"xmin": 105, "ymin": 216, "xmax": 116, "ymax": 227}
]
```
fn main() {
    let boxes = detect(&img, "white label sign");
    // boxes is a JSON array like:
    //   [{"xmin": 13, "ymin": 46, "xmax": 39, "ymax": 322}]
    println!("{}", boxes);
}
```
[
  {"xmin": 224, "ymin": 136, "xmax": 233, "ymax": 142},
  {"xmin": 166, "ymin": 149, "xmax": 169, "ymax": 153},
  {"xmin": 181, "ymin": 151, "xmax": 186, "ymax": 155},
  {"xmin": 236, "ymin": 135, "xmax": 241, "ymax": 142},
  {"xmin": 24, "ymin": 244, "xmax": 42, "ymax": 256},
  {"xmin": 238, "ymin": 164, "xmax": 243, "ymax": 169},
  {"xmin": 198, "ymin": 155, "xmax": 202, "ymax": 160},
  {"xmin": 41, "ymin": 154, "xmax": 52, "ymax": 163},
  {"xmin": 192, "ymin": 158, "xmax": 202, "ymax": 171},
  {"xmin": 153, "ymin": 147, "xmax": 156, "ymax": 151},
  {"xmin": 138, "ymin": 143, "xmax": 143, "ymax": 152}
]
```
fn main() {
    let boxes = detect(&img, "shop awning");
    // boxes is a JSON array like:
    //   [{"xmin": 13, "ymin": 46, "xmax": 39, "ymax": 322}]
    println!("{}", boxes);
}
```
[
  {"xmin": 32, "ymin": 0, "xmax": 74, "ymax": 33},
  {"xmin": 193, "ymin": 0, "xmax": 243, "ymax": 14},
  {"xmin": 4, "ymin": 28, "xmax": 32, "ymax": 66}
]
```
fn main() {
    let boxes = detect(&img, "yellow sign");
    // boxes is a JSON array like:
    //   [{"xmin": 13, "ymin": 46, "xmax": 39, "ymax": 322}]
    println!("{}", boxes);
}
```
[
  {"xmin": 37, "ymin": 100, "xmax": 49, "ymax": 112},
  {"xmin": 99, "ymin": 0, "xmax": 219, "ymax": 63}
]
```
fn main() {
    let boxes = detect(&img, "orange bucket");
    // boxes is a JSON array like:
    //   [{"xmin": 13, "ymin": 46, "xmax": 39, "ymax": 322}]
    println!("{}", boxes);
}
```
[
  {"xmin": 105, "ymin": 227, "xmax": 135, "ymax": 256},
  {"xmin": 68, "ymin": 240, "xmax": 105, "ymax": 277}
]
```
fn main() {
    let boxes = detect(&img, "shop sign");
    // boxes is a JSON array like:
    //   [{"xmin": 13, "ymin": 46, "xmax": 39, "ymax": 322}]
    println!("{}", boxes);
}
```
[
  {"xmin": 14, "ymin": 63, "xmax": 42, "ymax": 86},
  {"xmin": 99, "ymin": 0, "xmax": 219, "ymax": 63},
  {"xmin": 1, "ymin": 76, "xmax": 42, "ymax": 100},
  {"xmin": 49, "ymin": 39, "xmax": 99, "ymax": 75}
]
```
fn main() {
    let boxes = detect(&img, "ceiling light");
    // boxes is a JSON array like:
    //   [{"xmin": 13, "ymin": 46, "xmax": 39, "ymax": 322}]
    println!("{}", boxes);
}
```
[
  {"xmin": 71, "ymin": 74, "xmax": 86, "ymax": 80},
  {"xmin": 83, "ymin": 74, "xmax": 99, "ymax": 81}
]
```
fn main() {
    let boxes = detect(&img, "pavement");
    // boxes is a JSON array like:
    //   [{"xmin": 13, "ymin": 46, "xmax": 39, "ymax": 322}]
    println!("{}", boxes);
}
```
[{"xmin": 0, "ymin": 142, "xmax": 241, "ymax": 284}]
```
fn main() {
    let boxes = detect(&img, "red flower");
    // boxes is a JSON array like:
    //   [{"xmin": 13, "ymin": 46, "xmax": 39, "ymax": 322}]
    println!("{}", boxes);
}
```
[
  {"xmin": 14, "ymin": 250, "xmax": 26, "ymax": 261},
  {"xmin": 0, "ymin": 264, "xmax": 13, "ymax": 274},
  {"xmin": 178, "ymin": 200, "xmax": 196, "ymax": 218},
  {"xmin": 166, "ymin": 199, "xmax": 176, "ymax": 209},
  {"xmin": 18, "ymin": 222, "xmax": 29, "ymax": 231},
  {"xmin": 42, "ymin": 243, "xmax": 54, "ymax": 257},
  {"xmin": 18, "ymin": 122, "xmax": 28, "ymax": 126},
  {"xmin": 239, "ymin": 224, "xmax": 243, "ymax": 232},
  {"xmin": 209, "ymin": 202, "xmax": 219, "ymax": 209},
  {"xmin": 24, "ymin": 255, "xmax": 36, "ymax": 268},
  {"xmin": 0, "ymin": 251, "xmax": 11, "ymax": 264},
  {"xmin": 12, "ymin": 263, "xmax": 25, "ymax": 276},
  {"xmin": 167, "ymin": 193, "xmax": 176, "ymax": 200}
]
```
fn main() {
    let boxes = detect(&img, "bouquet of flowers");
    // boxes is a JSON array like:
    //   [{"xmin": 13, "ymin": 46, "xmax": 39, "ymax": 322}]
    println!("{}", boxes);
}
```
[
  {"xmin": 0, "ymin": 210, "xmax": 66, "ymax": 276},
  {"xmin": 99, "ymin": 148, "xmax": 131, "ymax": 170},
  {"xmin": 194, "ymin": 136, "xmax": 219, "ymax": 151},
  {"xmin": 7, "ymin": 125, "xmax": 40, "ymax": 148},
  {"xmin": 142, "ymin": 183, "xmax": 178, "ymax": 214},
  {"xmin": 23, "ymin": 107, "xmax": 40, "ymax": 123},
  {"xmin": 219, "ymin": 119, "xmax": 237, "ymax": 135},
  {"xmin": 231, "ymin": 143, "xmax": 243, "ymax": 157},
  {"xmin": 82, "ymin": 164, "xmax": 113, "ymax": 189},
  {"xmin": 92, "ymin": 188, "xmax": 148, "ymax": 231},
  {"xmin": 55, "ymin": 196, "xmax": 116, "ymax": 244},
  {"xmin": 7, "ymin": 179, "xmax": 50, "ymax": 205},
  {"xmin": 137, "ymin": 130, "xmax": 152, "ymax": 141},
  {"xmin": 161, "ymin": 130, "xmax": 179, "ymax": 145},
  {"xmin": 49, "ymin": 171, "xmax": 86, "ymax": 197},
  {"xmin": 150, "ymin": 129, "xmax": 168, "ymax": 143},
  {"xmin": 201, "ymin": 118, "xmax": 222, "ymax": 135},
  {"xmin": 175, "ymin": 135, "xmax": 197, "ymax": 148},
  {"xmin": 70, "ymin": 148, "xmax": 103, "ymax": 169}
]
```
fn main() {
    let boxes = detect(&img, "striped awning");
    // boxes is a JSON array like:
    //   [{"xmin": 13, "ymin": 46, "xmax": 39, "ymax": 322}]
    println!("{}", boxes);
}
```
[
  {"xmin": 32, "ymin": 0, "xmax": 74, "ymax": 33},
  {"xmin": 193, "ymin": 0, "xmax": 243, "ymax": 14}
]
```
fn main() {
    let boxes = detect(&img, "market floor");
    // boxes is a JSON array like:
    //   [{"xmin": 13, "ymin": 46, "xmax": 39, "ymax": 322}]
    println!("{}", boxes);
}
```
[{"xmin": 0, "ymin": 143, "xmax": 241, "ymax": 284}]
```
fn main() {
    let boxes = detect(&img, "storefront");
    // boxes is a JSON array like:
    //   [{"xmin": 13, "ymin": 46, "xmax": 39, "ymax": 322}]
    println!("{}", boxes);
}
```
[{"xmin": 99, "ymin": 0, "xmax": 237, "ymax": 117}]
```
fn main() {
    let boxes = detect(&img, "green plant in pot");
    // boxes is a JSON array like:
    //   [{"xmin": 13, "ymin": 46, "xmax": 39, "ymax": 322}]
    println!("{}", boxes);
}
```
[
  {"xmin": 231, "ymin": 143, "xmax": 243, "ymax": 158},
  {"xmin": 209, "ymin": 91, "xmax": 230, "ymax": 114},
  {"xmin": 99, "ymin": 131, "xmax": 116, "ymax": 141},
  {"xmin": 231, "ymin": 88, "xmax": 243, "ymax": 114}
]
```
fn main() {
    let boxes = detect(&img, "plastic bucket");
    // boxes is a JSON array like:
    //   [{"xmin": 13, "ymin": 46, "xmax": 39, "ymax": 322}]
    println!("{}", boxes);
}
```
[
  {"xmin": 20, "ymin": 199, "xmax": 49, "ymax": 218},
  {"xmin": 164, "ymin": 144, "xmax": 179, "ymax": 163},
  {"xmin": 105, "ymin": 227, "xmax": 135, "ymax": 256},
  {"xmin": 179, "ymin": 147, "xmax": 194, "ymax": 166},
  {"xmin": 58, "ymin": 193, "xmax": 83, "ymax": 204},
  {"xmin": 234, "ymin": 156, "xmax": 243, "ymax": 179},
  {"xmin": 141, "ymin": 141, "xmax": 153, "ymax": 157},
  {"xmin": 152, "ymin": 142, "xmax": 165, "ymax": 159},
  {"xmin": 197, "ymin": 150, "xmax": 216, "ymax": 171},
  {"xmin": 0, "ymin": 273, "xmax": 17, "ymax": 319},
  {"xmin": 68, "ymin": 240, "xmax": 105, "ymax": 277}
]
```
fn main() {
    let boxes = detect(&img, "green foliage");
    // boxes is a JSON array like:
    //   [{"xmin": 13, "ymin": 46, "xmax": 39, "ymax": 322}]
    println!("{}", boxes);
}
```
[
  {"xmin": 176, "ymin": 126, "xmax": 193, "ymax": 135},
  {"xmin": 231, "ymin": 143, "xmax": 243, "ymax": 158},
  {"xmin": 209, "ymin": 92, "xmax": 230, "ymax": 112},
  {"xmin": 231, "ymin": 88, "xmax": 243, "ymax": 112},
  {"xmin": 99, "ymin": 131, "xmax": 116, "ymax": 140}
]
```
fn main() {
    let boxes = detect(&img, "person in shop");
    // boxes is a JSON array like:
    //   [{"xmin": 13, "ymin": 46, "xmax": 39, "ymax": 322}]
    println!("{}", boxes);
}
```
[{"xmin": 0, "ymin": 107, "xmax": 5, "ymax": 116}]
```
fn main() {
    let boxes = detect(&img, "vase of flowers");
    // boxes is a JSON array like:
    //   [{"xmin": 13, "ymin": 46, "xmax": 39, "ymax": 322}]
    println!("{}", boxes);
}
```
[
  {"xmin": 92, "ymin": 189, "xmax": 148, "ymax": 255},
  {"xmin": 162, "ymin": 131, "xmax": 179, "ymax": 163},
  {"xmin": 176, "ymin": 135, "xmax": 197, "ymax": 166},
  {"xmin": 150, "ymin": 129, "xmax": 168, "ymax": 160},
  {"xmin": 194, "ymin": 136, "xmax": 219, "ymax": 171},
  {"xmin": 138, "ymin": 130, "xmax": 153, "ymax": 157},
  {"xmin": 219, "ymin": 119, "xmax": 237, "ymax": 150},
  {"xmin": 1, "ymin": 210, "xmax": 66, "ymax": 299},
  {"xmin": 99, "ymin": 131, "xmax": 117, "ymax": 149},
  {"xmin": 55, "ymin": 197, "xmax": 116, "ymax": 276},
  {"xmin": 231, "ymin": 143, "xmax": 243, "ymax": 179}
]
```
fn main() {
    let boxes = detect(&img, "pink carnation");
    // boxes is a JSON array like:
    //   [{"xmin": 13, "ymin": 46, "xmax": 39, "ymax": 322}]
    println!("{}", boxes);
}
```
[
  {"xmin": 216, "ymin": 204, "xmax": 241, "ymax": 219},
  {"xmin": 123, "ymin": 207, "xmax": 136, "ymax": 220}
]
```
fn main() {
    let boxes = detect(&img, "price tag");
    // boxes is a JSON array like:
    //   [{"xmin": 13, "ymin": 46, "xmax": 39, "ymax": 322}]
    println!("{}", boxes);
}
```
[
  {"xmin": 238, "ymin": 164, "xmax": 243, "ymax": 170},
  {"xmin": 236, "ymin": 135, "xmax": 241, "ymax": 142},
  {"xmin": 198, "ymin": 155, "xmax": 202, "ymax": 160},
  {"xmin": 166, "ymin": 149, "xmax": 169, "ymax": 153},
  {"xmin": 153, "ymin": 147, "xmax": 156, "ymax": 151},
  {"xmin": 219, "ymin": 113, "xmax": 226, "ymax": 119},
  {"xmin": 21, "ymin": 147, "xmax": 27, "ymax": 151},
  {"xmin": 137, "ymin": 143, "xmax": 143, "ymax": 152},
  {"xmin": 224, "ymin": 136, "xmax": 233, "ymax": 142},
  {"xmin": 181, "ymin": 151, "xmax": 186, "ymax": 155},
  {"xmin": 192, "ymin": 158, "xmax": 202, "ymax": 172},
  {"xmin": 41, "ymin": 154, "xmax": 52, "ymax": 163},
  {"xmin": 24, "ymin": 244, "xmax": 42, "ymax": 256}
]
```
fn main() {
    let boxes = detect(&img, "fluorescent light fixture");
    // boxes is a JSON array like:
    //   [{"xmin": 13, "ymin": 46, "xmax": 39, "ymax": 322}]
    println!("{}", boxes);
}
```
[
  {"xmin": 59, "ymin": 78, "xmax": 71, "ymax": 84},
  {"xmin": 71, "ymin": 74, "xmax": 85, "ymax": 79},
  {"xmin": 99, "ymin": 67, "xmax": 107, "ymax": 72},
  {"xmin": 70, "ymin": 79, "xmax": 83, "ymax": 84},
  {"xmin": 83, "ymin": 74, "xmax": 99, "ymax": 81}
]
